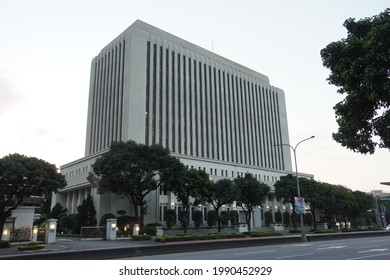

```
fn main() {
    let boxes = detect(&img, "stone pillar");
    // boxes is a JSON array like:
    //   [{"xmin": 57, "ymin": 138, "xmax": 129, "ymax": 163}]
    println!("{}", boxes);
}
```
[
  {"xmin": 106, "ymin": 218, "xmax": 117, "ymax": 241},
  {"xmin": 32, "ymin": 226, "xmax": 38, "ymax": 242},
  {"xmin": 133, "ymin": 224, "xmax": 140, "ymax": 236},
  {"xmin": 2, "ymin": 226, "xmax": 10, "ymax": 241},
  {"xmin": 46, "ymin": 219, "xmax": 57, "ymax": 244}
]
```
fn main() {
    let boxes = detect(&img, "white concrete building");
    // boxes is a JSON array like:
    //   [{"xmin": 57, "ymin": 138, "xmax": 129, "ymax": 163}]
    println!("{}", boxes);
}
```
[{"xmin": 54, "ymin": 20, "xmax": 312, "ymax": 228}]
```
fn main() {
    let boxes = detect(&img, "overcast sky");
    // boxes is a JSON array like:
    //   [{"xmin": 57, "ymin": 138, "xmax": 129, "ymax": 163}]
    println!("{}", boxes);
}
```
[{"xmin": 0, "ymin": 0, "xmax": 389, "ymax": 193}]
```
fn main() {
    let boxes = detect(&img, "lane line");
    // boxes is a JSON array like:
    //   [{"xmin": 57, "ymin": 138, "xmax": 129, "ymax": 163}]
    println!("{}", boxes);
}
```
[
  {"xmin": 234, "ymin": 249, "xmax": 276, "ymax": 256},
  {"xmin": 274, "ymin": 253, "xmax": 314, "ymax": 259}
]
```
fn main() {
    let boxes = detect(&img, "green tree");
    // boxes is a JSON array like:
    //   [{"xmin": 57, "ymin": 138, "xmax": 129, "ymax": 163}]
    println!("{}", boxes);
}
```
[
  {"xmin": 88, "ymin": 140, "xmax": 183, "ymax": 230},
  {"xmin": 49, "ymin": 202, "xmax": 67, "ymax": 219},
  {"xmin": 168, "ymin": 168, "xmax": 209, "ymax": 233},
  {"xmin": 320, "ymin": 9, "xmax": 390, "ymax": 154},
  {"xmin": 77, "ymin": 195, "xmax": 97, "ymax": 230},
  {"xmin": 234, "ymin": 174, "xmax": 270, "ymax": 231},
  {"xmin": 0, "ymin": 153, "xmax": 66, "ymax": 240},
  {"xmin": 199, "ymin": 178, "xmax": 236, "ymax": 232},
  {"xmin": 275, "ymin": 175, "xmax": 323, "ymax": 229}
]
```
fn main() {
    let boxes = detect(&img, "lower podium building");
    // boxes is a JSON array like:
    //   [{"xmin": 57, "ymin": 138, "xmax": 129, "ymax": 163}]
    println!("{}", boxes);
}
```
[{"xmin": 53, "ymin": 20, "xmax": 311, "ymax": 229}]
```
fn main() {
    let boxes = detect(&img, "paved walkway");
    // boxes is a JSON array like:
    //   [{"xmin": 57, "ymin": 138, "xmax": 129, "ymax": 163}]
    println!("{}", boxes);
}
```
[{"xmin": 0, "ymin": 237, "xmax": 154, "ymax": 258}]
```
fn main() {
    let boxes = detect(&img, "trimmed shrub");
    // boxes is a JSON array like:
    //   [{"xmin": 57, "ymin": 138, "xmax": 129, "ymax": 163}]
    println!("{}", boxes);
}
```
[
  {"xmin": 304, "ymin": 212, "xmax": 313, "ymax": 226},
  {"xmin": 166, "ymin": 209, "xmax": 177, "ymax": 229},
  {"xmin": 193, "ymin": 210, "xmax": 203, "ymax": 228},
  {"xmin": 18, "ymin": 242, "xmax": 45, "ymax": 251},
  {"xmin": 58, "ymin": 215, "xmax": 76, "ymax": 233},
  {"xmin": 264, "ymin": 211, "xmax": 273, "ymax": 226},
  {"xmin": 283, "ymin": 212, "xmax": 291, "ymax": 226},
  {"xmin": 132, "ymin": 234, "xmax": 152, "ymax": 241},
  {"xmin": 0, "ymin": 240, "xmax": 10, "ymax": 248},
  {"xmin": 274, "ymin": 211, "xmax": 282, "ymax": 223},
  {"xmin": 220, "ymin": 211, "xmax": 229, "ymax": 226},
  {"xmin": 207, "ymin": 210, "xmax": 217, "ymax": 227},
  {"xmin": 179, "ymin": 210, "xmax": 190, "ymax": 229},
  {"xmin": 228, "ymin": 210, "xmax": 239, "ymax": 227},
  {"xmin": 99, "ymin": 213, "xmax": 116, "ymax": 226}
]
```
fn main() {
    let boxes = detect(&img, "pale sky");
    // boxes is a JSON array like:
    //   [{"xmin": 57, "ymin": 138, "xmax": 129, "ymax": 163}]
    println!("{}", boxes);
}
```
[{"xmin": 0, "ymin": 0, "xmax": 389, "ymax": 193}]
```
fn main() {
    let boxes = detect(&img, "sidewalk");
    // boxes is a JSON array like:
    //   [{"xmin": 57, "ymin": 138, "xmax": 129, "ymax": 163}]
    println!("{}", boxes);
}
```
[{"xmin": 0, "ymin": 237, "xmax": 154, "ymax": 259}]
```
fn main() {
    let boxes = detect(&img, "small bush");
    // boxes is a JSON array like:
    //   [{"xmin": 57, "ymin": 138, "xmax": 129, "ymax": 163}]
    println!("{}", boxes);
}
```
[
  {"xmin": 142, "ymin": 226, "xmax": 157, "ymax": 236},
  {"xmin": 283, "ymin": 212, "xmax": 291, "ymax": 226},
  {"xmin": 207, "ymin": 210, "xmax": 217, "ymax": 227},
  {"xmin": 99, "ymin": 213, "xmax": 116, "ymax": 226},
  {"xmin": 193, "ymin": 210, "xmax": 203, "ymax": 228},
  {"xmin": 0, "ymin": 240, "xmax": 10, "ymax": 248},
  {"xmin": 166, "ymin": 209, "xmax": 177, "ymax": 229},
  {"xmin": 274, "ymin": 211, "xmax": 282, "ymax": 223},
  {"xmin": 249, "ymin": 230, "xmax": 283, "ymax": 237},
  {"xmin": 220, "ymin": 211, "xmax": 229, "ymax": 226},
  {"xmin": 18, "ymin": 242, "xmax": 45, "ymax": 251},
  {"xmin": 228, "ymin": 210, "xmax": 239, "ymax": 227},
  {"xmin": 264, "ymin": 211, "xmax": 273, "ymax": 226},
  {"xmin": 132, "ymin": 235, "xmax": 152, "ymax": 241}
]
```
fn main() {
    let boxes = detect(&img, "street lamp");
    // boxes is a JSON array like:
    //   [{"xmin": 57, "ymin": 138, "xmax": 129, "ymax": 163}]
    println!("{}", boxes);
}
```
[{"xmin": 274, "ymin": 135, "xmax": 315, "ymax": 242}]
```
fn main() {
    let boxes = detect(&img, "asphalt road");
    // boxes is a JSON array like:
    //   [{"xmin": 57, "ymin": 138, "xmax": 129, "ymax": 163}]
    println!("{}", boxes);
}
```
[{"xmin": 122, "ymin": 235, "xmax": 390, "ymax": 260}]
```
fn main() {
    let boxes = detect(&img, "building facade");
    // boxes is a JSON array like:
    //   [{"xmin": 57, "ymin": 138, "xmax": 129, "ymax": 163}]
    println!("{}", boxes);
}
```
[{"xmin": 54, "ymin": 20, "xmax": 310, "ymax": 228}]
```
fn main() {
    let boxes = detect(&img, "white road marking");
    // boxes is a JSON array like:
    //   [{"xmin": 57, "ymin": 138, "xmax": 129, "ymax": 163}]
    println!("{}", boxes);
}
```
[
  {"xmin": 316, "ymin": 246, "xmax": 346, "ymax": 250},
  {"xmin": 274, "ymin": 253, "xmax": 315, "ymax": 259},
  {"xmin": 357, "ymin": 248, "xmax": 388, "ymax": 254},
  {"xmin": 234, "ymin": 249, "xmax": 276, "ymax": 256}
]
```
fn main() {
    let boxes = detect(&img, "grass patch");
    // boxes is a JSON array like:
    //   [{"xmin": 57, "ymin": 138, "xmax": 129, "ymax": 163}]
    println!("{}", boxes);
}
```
[{"xmin": 18, "ymin": 242, "xmax": 45, "ymax": 251}]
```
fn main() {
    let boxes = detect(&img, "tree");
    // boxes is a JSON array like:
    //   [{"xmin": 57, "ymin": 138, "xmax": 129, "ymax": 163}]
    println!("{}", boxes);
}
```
[
  {"xmin": 275, "ymin": 175, "xmax": 322, "ymax": 229},
  {"xmin": 88, "ymin": 140, "xmax": 183, "ymax": 230},
  {"xmin": 348, "ymin": 191, "xmax": 374, "ymax": 227},
  {"xmin": 77, "ymin": 195, "xmax": 97, "ymax": 230},
  {"xmin": 274, "ymin": 174, "xmax": 298, "ymax": 228},
  {"xmin": 0, "ymin": 153, "xmax": 66, "ymax": 240},
  {"xmin": 168, "ymin": 168, "xmax": 209, "ymax": 233},
  {"xmin": 320, "ymin": 9, "xmax": 390, "ymax": 154},
  {"xmin": 234, "ymin": 174, "xmax": 270, "ymax": 231},
  {"xmin": 199, "ymin": 178, "xmax": 236, "ymax": 232}
]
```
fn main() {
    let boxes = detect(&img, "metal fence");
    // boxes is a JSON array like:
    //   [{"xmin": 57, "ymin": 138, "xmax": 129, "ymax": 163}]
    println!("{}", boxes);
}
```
[
  {"xmin": 10, "ymin": 226, "xmax": 31, "ymax": 243},
  {"xmin": 80, "ymin": 226, "xmax": 106, "ymax": 240}
]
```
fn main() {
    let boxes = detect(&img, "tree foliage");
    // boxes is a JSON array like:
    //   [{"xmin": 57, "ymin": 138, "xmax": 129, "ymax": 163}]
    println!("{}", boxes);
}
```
[
  {"xmin": 320, "ymin": 9, "xmax": 390, "ymax": 154},
  {"xmin": 0, "ymin": 153, "xmax": 66, "ymax": 240},
  {"xmin": 77, "ymin": 195, "xmax": 97, "ymax": 228},
  {"xmin": 200, "ymin": 178, "xmax": 236, "ymax": 232},
  {"xmin": 168, "ymin": 168, "xmax": 209, "ymax": 233},
  {"xmin": 234, "ymin": 173, "xmax": 270, "ymax": 231},
  {"xmin": 88, "ymin": 140, "xmax": 184, "ymax": 229}
]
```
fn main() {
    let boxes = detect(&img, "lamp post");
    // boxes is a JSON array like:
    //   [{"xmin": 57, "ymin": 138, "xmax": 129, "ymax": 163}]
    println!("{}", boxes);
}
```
[{"xmin": 274, "ymin": 135, "xmax": 315, "ymax": 242}]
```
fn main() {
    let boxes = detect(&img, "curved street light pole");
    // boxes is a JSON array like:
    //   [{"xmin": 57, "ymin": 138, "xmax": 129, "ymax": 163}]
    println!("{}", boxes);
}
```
[{"xmin": 275, "ymin": 135, "xmax": 315, "ymax": 242}]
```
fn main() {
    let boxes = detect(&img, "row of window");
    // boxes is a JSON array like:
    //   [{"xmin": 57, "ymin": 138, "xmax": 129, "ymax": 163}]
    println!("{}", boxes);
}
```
[
  {"xmin": 145, "ymin": 41, "xmax": 285, "ymax": 170},
  {"xmin": 64, "ymin": 165, "xmax": 91, "ymax": 178}
]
